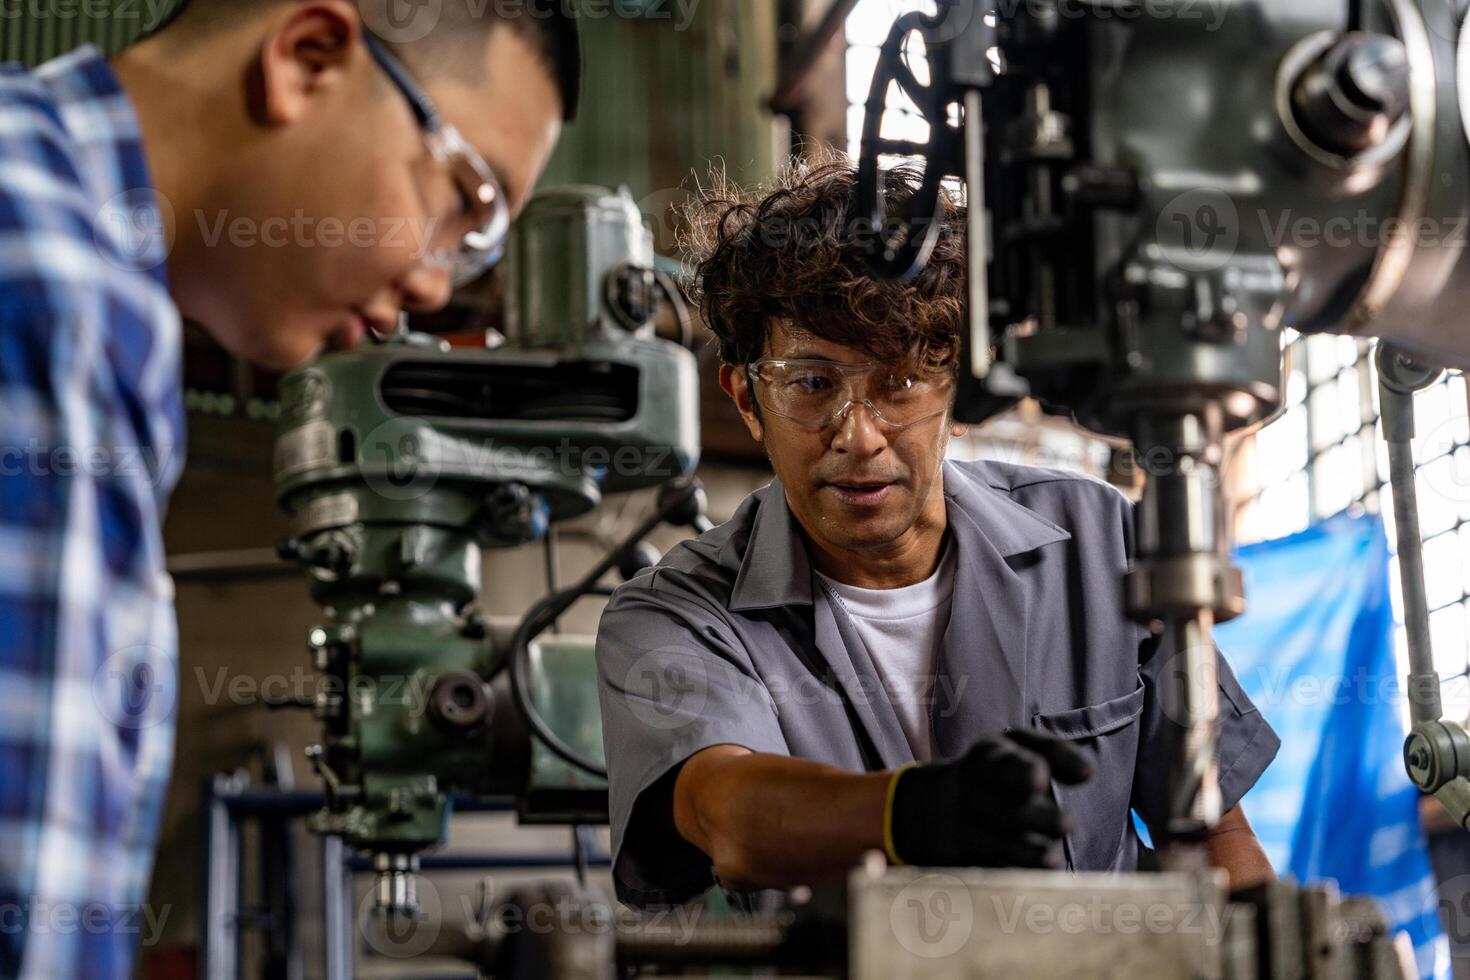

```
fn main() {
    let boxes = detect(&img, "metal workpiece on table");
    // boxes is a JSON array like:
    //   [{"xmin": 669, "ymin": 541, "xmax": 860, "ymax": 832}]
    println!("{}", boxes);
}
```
[
  {"xmin": 848, "ymin": 864, "xmax": 1409, "ymax": 980},
  {"xmin": 425, "ymin": 865, "xmax": 1411, "ymax": 978},
  {"xmin": 465, "ymin": 880, "xmax": 839, "ymax": 979},
  {"xmin": 849, "ymin": 864, "xmax": 1234, "ymax": 980}
]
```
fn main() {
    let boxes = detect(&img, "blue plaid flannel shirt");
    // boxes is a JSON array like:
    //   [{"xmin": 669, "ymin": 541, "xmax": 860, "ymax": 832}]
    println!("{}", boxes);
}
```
[{"xmin": 0, "ymin": 45, "xmax": 184, "ymax": 980}]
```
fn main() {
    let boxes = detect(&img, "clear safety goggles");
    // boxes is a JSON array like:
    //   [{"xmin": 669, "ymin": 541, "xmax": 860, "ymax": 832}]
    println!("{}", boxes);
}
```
[
  {"xmin": 746, "ymin": 357, "xmax": 955, "ymax": 430},
  {"xmin": 363, "ymin": 31, "xmax": 511, "ymax": 287}
]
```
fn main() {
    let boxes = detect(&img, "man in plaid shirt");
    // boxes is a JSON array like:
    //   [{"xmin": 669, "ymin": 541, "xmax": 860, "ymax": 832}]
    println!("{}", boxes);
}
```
[{"xmin": 0, "ymin": 2, "xmax": 579, "ymax": 975}]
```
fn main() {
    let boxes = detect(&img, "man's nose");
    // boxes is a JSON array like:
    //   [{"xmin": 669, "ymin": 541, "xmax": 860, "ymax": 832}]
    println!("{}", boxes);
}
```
[
  {"xmin": 829, "ymin": 401, "xmax": 890, "ymax": 455},
  {"xmin": 399, "ymin": 262, "xmax": 454, "ymax": 314}
]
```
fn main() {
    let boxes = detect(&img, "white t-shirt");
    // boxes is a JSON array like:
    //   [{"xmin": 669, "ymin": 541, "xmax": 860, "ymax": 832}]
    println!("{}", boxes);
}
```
[{"xmin": 814, "ymin": 540, "xmax": 957, "ymax": 762}]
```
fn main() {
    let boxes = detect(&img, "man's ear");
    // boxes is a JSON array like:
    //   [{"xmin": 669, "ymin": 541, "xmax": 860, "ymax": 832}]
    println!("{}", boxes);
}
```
[
  {"xmin": 718, "ymin": 364, "xmax": 764, "ymax": 443},
  {"xmin": 257, "ymin": 0, "xmax": 362, "ymax": 127}
]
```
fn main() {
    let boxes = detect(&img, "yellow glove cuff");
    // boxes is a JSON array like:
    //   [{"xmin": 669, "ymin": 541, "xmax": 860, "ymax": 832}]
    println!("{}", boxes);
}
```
[{"xmin": 883, "ymin": 763, "xmax": 919, "ymax": 866}]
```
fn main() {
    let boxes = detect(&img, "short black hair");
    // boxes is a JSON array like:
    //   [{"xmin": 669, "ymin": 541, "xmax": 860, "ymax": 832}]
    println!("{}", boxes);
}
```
[
  {"xmin": 516, "ymin": 1, "xmax": 582, "ymax": 121},
  {"xmin": 154, "ymin": 0, "xmax": 582, "ymax": 121},
  {"xmin": 411, "ymin": 0, "xmax": 579, "ymax": 122}
]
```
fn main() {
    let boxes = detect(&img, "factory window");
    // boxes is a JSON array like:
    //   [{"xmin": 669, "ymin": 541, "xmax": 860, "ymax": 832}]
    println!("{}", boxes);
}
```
[
  {"xmin": 1235, "ymin": 336, "xmax": 1374, "ymax": 544},
  {"xmin": 1237, "ymin": 335, "xmax": 1470, "ymax": 719},
  {"xmin": 845, "ymin": 0, "xmax": 938, "ymax": 162}
]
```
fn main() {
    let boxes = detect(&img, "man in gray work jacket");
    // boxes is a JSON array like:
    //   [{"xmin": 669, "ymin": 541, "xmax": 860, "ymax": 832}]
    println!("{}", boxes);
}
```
[{"xmin": 595, "ymin": 160, "xmax": 1280, "ymax": 910}]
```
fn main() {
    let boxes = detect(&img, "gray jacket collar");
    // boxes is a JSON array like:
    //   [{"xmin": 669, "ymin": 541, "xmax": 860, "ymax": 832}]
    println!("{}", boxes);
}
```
[{"xmin": 727, "ymin": 459, "xmax": 1072, "ymax": 613}]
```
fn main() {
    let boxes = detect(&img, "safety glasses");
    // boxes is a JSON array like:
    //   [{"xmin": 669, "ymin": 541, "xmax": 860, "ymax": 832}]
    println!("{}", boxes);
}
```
[
  {"xmin": 362, "ymin": 31, "xmax": 511, "ymax": 288},
  {"xmin": 746, "ymin": 358, "xmax": 955, "ymax": 430}
]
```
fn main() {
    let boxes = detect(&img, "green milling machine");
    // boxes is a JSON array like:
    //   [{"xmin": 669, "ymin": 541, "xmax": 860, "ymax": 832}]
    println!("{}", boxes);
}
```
[{"xmin": 270, "ymin": 185, "xmax": 707, "ymax": 916}]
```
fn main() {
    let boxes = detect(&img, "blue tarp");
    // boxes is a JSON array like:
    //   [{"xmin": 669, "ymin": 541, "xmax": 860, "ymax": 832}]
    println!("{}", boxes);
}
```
[{"xmin": 1216, "ymin": 512, "xmax": 1448, "ymax": 978}]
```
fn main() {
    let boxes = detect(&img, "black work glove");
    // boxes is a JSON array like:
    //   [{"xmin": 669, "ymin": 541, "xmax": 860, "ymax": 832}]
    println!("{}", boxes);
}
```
[{"xmin": 883, "ymin": 729, "xmax": 1094, "ymax": 869}]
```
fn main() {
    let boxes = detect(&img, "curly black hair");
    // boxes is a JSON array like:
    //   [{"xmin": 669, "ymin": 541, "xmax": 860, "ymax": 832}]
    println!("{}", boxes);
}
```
[{"xmin": 682, "ymin": 156, "xmax": 967, "ymax": 369}]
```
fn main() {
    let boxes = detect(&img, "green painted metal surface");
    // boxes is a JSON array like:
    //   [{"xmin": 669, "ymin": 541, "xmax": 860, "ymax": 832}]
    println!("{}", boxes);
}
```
[
  {"xmin": 523, "ymin": 635, "xmax": 608, "ymax": 823},
  {"xmin": 272, "ymin": 184, "xmax": 698, "ymax": 864},
  {"xmin": 272, "ymin": 328, "xmax": 697, "ymax": 852},
  {"xmin": 0, "ymin": 0, "xmax": 179, "ymax": 64},
  {"xmin": 538, "ymin": 1, "xmax": 782, "ymax": 246},
  {"xmin": 504, "ymin": 184, "xmax": 658, "ymax": 350}
]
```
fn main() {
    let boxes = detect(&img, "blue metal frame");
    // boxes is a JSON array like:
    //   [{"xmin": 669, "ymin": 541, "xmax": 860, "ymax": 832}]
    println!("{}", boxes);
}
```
[{"xmin": 200, "ymin": 778, "xmax": 611, "ymax": 980}]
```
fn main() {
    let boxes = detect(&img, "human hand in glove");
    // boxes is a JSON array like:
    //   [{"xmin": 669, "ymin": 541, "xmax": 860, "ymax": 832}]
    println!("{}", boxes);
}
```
[{"xmin": 883, "ymin": 729, "xmax": 1094, "ymax": 869}]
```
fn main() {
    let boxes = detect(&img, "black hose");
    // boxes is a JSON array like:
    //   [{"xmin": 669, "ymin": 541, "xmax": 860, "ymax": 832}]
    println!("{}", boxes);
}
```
[
  {"xmin": 652, "ymin": 268, "xmax": 695, "ymax": 351},
  {"xmin": 508, "ymin": 585, "xmax": 616, "ymax": 779},
  {"xmin": 505, "ymin": 478, "xmax": 711, "ymax": 779},
  {"xmin": 544, "ymin": 526, "xmax": 561, "ymax": 635}
]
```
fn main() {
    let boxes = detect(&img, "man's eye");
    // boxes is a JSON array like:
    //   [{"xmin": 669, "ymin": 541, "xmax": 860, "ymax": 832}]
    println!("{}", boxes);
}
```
[
  {"xmin": 444, "ymin": 174, "xmax": 482, "ymax": 221},
  {"xmin": 879, "ymin": 375, "xmax": 917, "ymax": 394},
  {"xmin": 788, "ymin": 374, "xmax": 833, "ymax": 394},
  {"xmin": 456, "ymin": 186, "xmax": 477, "ymax": 217}
]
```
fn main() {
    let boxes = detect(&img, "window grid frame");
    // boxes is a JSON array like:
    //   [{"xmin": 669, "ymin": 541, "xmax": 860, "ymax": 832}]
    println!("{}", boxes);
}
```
[
  {"xmin": 844, "ymin": 2, "xmax": 937, "ymax": 161},
  {"xmin": 1240, "ymin": 336, "xmax": 1470, "ymax": 692}
]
